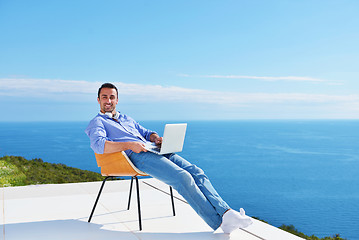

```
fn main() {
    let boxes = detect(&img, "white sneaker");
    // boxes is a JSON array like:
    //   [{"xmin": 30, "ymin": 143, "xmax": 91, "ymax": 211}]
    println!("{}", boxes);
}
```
[{"xmin": 220, "ymin": 208, "xmax": 253, "ymax": 234}]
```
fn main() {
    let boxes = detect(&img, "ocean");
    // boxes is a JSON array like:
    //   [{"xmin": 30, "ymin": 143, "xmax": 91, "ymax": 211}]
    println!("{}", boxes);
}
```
[{"xmin": 1, "ymin": 120, "xmax": 358, "ymax": 239}]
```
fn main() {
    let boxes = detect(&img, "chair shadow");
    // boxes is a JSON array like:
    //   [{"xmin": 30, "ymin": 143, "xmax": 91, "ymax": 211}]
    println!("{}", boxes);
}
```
[
  {"xmin": 77, "ymin": 209, "xmax": 178, "ymax": 225},
  {"xmin": 2, "ymin": 219, "xmax": 230, "ymax": 240}
]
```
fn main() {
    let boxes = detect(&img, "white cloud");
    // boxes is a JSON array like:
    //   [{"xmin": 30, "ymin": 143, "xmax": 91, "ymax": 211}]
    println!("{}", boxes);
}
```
[
  {"xmin": 0, "ymin": 78, "xmax": 356, "ymax": 106},
  {"xmin": 1, "ymin": 78, "xmax": 359, "ymax": 119},
  {"xmin": 0, "ymin": 78, "xmax": 100, "ymax": 94},
  {"xmin": 180, "ymin": 74, "xmax": 343, "ymax": 84},
  {"xmin": 203, "ymin": 75, "xmax": 326, "ymax": 82}
]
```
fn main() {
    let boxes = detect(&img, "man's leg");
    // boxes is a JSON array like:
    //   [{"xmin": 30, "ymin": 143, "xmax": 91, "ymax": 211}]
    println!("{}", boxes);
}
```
[
  {"xmin": 166, "ymin": 153, "xmax": 230, "ymax": 217},
  {"xmin": 129, "ymin": 151, "xmax": 223, "ymax": 230},
  {"xmin": 166, "ymin": 154, "xmax": 252, "ymax": 234}
]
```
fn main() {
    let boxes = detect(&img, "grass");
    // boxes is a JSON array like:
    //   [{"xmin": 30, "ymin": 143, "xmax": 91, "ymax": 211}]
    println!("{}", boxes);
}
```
[
  {"xmin": 0, "ymin": 155, "xmax": 105, "ymax": 187},
  {"xmin": 252, "ymin": 217, "xmax": 346, "ymax": 240}
]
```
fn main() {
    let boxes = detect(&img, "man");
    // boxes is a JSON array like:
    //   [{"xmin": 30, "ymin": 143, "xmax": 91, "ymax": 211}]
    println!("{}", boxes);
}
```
[{"xmin": 85, "ymin": 83, "xmax": 252, "ymax": 233}]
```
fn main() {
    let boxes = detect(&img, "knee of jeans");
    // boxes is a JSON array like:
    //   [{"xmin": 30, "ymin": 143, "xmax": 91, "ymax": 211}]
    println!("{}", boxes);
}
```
[
  {"xmin": 184, "ymin": 163, "xmax": 204, "ymax": 174},
  {"xmin": 187, "ymin": 164, "xmax": 207, "ymax": 181},
  {"xmin": 176, "ymin": 170, "xmax": 196, "ymax": 191},
  {"xmin": 193, "ymin": 164, "xmax": 205, "ymax": 175}
]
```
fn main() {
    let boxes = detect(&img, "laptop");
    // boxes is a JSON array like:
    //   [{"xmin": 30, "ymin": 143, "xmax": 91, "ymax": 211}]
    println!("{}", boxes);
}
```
[{"xmin": 145, "ymin": 123, "xmax": 187, "ymax": 155}]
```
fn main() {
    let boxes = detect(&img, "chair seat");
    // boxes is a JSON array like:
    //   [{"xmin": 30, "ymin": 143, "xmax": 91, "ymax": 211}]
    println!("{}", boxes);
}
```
[{"xmin": 95, "ymin": 151, "xmax": 148, "ymax": 176}]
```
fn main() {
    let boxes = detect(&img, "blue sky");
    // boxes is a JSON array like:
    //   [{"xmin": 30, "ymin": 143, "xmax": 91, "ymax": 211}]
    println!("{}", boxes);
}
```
[{"xmin": 1, "ymin": 0, "xmax": 358, "ymax": 121}]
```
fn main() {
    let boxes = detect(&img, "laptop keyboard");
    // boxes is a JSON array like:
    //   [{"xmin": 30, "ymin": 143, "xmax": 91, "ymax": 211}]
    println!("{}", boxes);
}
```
[{"xmin": 146, "ymin": 142, "xmax": 161, "ymax": 152}]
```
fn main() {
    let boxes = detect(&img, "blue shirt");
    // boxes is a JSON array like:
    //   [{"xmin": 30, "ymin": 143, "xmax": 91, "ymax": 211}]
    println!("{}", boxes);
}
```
[{"xmin": 85, "ymin": 112, "xmax": 156, "ymax": 155}]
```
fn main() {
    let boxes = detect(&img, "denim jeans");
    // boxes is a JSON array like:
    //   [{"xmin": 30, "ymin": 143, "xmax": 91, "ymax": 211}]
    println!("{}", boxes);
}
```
[{"xmin": 128, "ymin": 151, "xmax": 230, "ymax": 230}]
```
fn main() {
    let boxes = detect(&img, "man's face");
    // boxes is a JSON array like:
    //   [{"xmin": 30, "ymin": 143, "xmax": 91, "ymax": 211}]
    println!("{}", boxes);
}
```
[{"xmin": 97, "ymin": 88, "xmax": 118, "ymax": 113}]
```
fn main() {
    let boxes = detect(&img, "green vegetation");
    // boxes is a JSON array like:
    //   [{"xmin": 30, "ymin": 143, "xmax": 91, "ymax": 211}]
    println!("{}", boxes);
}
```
[
  {"xmin": 252, "ymin": 217, "xmax": 346, "ymax": 240},
  {"xmin": 279, "ymin": 224, "xmax": 346, "ymax": 240},
  {"xmin": 0, "ymin": 155, "xmax": 105, "ymax": 187}
]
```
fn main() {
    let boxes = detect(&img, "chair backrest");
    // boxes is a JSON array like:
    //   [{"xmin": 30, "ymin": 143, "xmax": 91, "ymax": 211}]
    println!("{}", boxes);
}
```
[{"xmin": 94, "ymin": 151, "xmax": 148, "ymax": 177}]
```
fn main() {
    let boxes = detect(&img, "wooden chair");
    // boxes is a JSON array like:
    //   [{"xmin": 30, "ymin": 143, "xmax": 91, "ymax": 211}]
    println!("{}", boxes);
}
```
[{"xmin": 87, "ymin": 151, "xmax": 176, "ymax": 230}]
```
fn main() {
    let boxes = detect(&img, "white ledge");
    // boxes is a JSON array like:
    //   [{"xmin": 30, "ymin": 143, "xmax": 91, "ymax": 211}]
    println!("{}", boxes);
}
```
[{"xmin": 1, "ymin": 178, "xmax": 303, "ymax": 240}]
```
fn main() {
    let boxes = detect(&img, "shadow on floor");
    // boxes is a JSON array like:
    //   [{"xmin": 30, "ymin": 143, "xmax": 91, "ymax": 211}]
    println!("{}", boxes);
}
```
[{"xmin": 2, "ymin": 219, "xmax": 230, "ymax": 240}]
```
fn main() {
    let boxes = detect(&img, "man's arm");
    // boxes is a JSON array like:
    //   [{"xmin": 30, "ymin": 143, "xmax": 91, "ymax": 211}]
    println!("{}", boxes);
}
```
[
  {"xmin": 104, "ymin": 141, "xmax": 147, "ymax": 154},
  {"xmin": 86, "ymin": 116, "xmax": 151, "ymax": 154},
  {"xmin": 105, "ymin": 133, "xmax": 162, "ymax": 154}
]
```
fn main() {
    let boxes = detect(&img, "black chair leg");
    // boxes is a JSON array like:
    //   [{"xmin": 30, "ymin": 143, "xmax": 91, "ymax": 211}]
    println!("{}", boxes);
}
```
[
  {"xmin": 127, "ymin": 177, "xmax": 134, "ymax": 210},
  {"xmin": 135, "ymin": 176, "xmax": 143, "ymax": 231},
  {"xmin": 88, "ymin": 176, "xmax": 111, "ymax": 222},
  {"xmin": 127, "ymin": 176, "xmax": 143, "ymax": 230},
  {"xmin": 170, "ymin": 186, "xmax": 176, "ymax": 216},
  {"xmin": 89, "ymin": 176, "xmax": 174, "ymax": 231}
]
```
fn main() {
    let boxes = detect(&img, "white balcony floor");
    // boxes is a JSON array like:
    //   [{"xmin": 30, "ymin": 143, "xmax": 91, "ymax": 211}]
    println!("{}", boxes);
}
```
[{"xmin": 0, "ymin": 178, "xmax": 303, "ymax": 240}]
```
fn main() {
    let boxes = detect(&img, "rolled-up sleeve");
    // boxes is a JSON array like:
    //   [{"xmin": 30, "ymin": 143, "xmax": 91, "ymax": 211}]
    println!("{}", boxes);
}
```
[
  {"xmin": 85, "ymin": 118, "xmax": 109, "ymax": 154},
  {"xmin": 134, "ymin": 120, "xmax": 157, "ymax": 141}
]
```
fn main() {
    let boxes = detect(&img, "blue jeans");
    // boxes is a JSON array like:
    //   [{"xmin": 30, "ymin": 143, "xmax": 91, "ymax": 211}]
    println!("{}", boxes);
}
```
[{"xmin": 128, "ymin": 152, "xmax": 230, "ymax": 230}]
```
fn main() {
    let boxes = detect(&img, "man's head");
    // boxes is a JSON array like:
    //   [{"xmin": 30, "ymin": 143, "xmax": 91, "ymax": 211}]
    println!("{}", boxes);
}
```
[
  {"xmin": 97, "ymin": 83, "xmax": 119, "ymax": 114},
  {"xmin": 97, "ymin": 83, "xmax": 118, "ymax": 99}
]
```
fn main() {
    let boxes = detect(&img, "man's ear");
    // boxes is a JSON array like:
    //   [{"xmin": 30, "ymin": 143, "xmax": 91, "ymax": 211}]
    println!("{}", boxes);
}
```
[{"xmin": 97, "ymin": 97, "xmax": 100, "ymax": 104}]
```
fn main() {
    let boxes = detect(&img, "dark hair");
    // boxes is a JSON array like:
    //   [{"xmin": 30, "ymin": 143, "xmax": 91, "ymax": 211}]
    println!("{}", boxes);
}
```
[{"xmin": 98, "ymin": 83, "xmax": 118, "ymax": 98}]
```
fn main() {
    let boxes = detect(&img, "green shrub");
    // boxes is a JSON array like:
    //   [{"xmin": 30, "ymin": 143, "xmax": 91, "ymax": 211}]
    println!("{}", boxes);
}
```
[
  {"xmin": 279, "ymin": 224, "xmax": 346, "ymax": 240},
  {"xmin": 0, "ymin": 155, "xmax": 106, "ymax": 187}
]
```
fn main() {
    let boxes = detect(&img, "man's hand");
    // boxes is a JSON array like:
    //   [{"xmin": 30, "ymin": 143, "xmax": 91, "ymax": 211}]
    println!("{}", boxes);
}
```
[
  {"xmin": 129, "ymin": 142, "xmax": 148, "ymax": 153},
  {"xmin": 154, "ymin": 136, "xmax": 163, "ymax": 146},
  {"xmin": 150, "ymin": 133, "xmax": 163, "ymax": 146}
]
